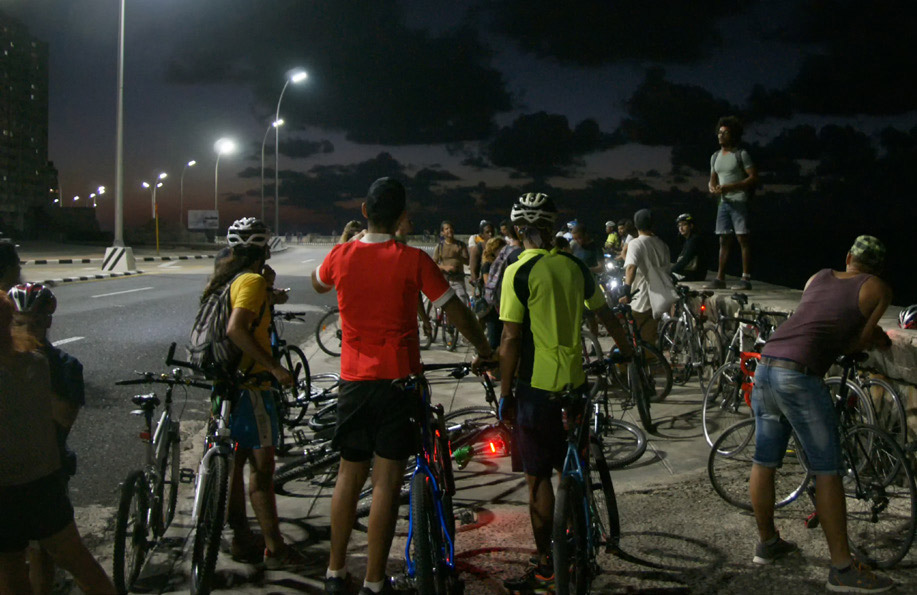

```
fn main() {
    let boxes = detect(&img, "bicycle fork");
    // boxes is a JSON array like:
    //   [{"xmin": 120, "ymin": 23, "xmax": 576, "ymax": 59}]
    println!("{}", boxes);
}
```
[
  {"xmin": 404, "ymin": 465, "xmax": 456, "ymax": 576},
  {"xmin": 191, "ymin": 399, "xmax": 234, "ymax": 525}
]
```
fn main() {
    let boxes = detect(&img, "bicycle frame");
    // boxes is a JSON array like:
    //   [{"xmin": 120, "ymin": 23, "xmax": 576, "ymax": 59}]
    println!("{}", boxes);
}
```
[
  {"xmin": 191, "ymin": 388, "xmax": 236, "ymax": 524},
  {"xmin": 559, "ymin": 385, "xmax": 599, "ymax": 558}
]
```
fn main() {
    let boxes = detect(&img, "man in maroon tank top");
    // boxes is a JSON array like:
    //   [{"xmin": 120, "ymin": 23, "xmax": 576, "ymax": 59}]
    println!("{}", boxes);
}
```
[{"xmin": 748, "ymin": 235, "xmax": 894, "ymax": 592}]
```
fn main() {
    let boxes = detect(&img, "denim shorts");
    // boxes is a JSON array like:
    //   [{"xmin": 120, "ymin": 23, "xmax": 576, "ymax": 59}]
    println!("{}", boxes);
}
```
[
  {"xmin": 751, "ymin": 363, "xmax": 843, "ymax": 474},
  {"xmin": 715, "ymin": 200, "xmax": 749, "ymax": 235}
]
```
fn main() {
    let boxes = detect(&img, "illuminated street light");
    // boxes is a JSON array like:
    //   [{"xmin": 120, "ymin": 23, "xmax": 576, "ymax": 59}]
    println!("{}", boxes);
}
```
[
  {"xmin": 274, "ymin": 67, "xmax": 308, "ymax": 235},
  {"xmin": 261, "ymin": 118, "xmax": 284, "ymax": 220},
  {"xmin": 73, "ymin": 195, "xmax": 80, "ymax": 205},
  {"xmin": 180, "ymin": 160, "xmax": 196, "ymax": 228},
  {"xmin": 90, "ymin": 193, "xmax": 97, "ymax": 207},
  {"xmin": 214, "ymin": 137, "xmax": 238, "ymax": 228}
]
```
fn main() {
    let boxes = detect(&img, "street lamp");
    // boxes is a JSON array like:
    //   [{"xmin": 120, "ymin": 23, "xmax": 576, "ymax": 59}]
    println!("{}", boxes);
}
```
[
  {"xmin": 213, "ymin": 138, "xmax": 237, "ymax": 229},
  {"xmin": 180, "ymin": 160, "xmax": 196, "ymax": 228},
  {"xmin": 274, "ymin": 67, "xmax": 308, "ymax": 235},
  {"xmin": 73, "ymin": 195, "xmax": 80, "ymax": 206},
  {"xmin": 261, "ymin": 119, "xmax": 283, "ymax": 221},
  {"xmin": 92, "ymin": 186, "xmax": 106, "ymax": 208},
  {"xmin": 142, "ymin": 178, "xmax": 165, "ymax": 254},
  {"xmin": 90, "ymin": 193, "xmax": 96, "ymax": 208}
]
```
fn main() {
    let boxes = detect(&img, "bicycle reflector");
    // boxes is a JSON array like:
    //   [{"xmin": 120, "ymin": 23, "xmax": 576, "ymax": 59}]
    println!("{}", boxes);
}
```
[{"xmin": 139, "ymin": 431, "xmax": 152, "ymax": 441}]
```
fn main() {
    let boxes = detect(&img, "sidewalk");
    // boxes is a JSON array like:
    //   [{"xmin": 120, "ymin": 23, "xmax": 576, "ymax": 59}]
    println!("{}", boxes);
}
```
[{"xmin": 128, "ymin": 332, "xmax": 917, "ymax": 594}]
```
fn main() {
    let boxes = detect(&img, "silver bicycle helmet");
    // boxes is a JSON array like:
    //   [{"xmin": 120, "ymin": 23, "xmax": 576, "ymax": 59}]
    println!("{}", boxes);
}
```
[
  {"xmin": 510, "ymin": 193, "xmax": 558, "ymax": 226},
  {"xmin": 8, "ymin": 283, "xmax": 56, "ymax": 314},
  {"xmin": 226, "ymin": 217, "xmax": 271, "ymax": 248},
  {"xmin": 899, "ymin": 305, "xmax": 917, "ymax": 330}
]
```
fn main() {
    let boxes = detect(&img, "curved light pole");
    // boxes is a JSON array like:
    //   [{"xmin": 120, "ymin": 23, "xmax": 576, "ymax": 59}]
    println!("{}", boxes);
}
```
[
  {"xmin": 213, "ymin": 138, "xmax": 237, "ymax": 230},
  {"xmin": 274, "ymin": 68, "xmax": 307, "ymax": 234},
  {"xmin": 260, "ymin": 119, "xmax": 283, "ymax": 221},
  {"xmin": 92, "ymin": 185, "xmax": 106, "ymax": 208},
  {"xmin": 142, "ymin": 177, "xmax": 165, "ymax": 254},
  {"xmin": 180, "ymin": 160, "xmax": 196, "ymax": 228}
]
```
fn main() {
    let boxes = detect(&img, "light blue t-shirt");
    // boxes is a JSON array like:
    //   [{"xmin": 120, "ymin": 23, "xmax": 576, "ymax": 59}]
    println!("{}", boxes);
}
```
[{"xmin": 712, "ymin": 149, "xmax": 754, "ymax": 203}]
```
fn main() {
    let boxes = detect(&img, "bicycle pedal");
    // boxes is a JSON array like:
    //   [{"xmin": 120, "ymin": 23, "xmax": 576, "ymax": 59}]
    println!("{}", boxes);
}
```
[
  {"xmin": 292, "ymin": 429, "xmax": 310, "ymax": 445},
  {"xmin": 179, "ymin": 468, "xmax": 196, "ymax": 484}
]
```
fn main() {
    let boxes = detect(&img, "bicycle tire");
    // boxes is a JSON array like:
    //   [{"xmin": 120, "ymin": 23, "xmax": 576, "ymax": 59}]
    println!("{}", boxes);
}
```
[
  {"xmin": 699, "ymin": 323, "xmax": 724, "ymax": 389},
  {"xmin": 825, "ymin": 377, "xmax": 876, "ymax": 428},
  {"xmin": 113, "ymin": 470, "xmax": 150, "ymax": 595},
  {"xmin": 707, "ymin": 418, "xmax": 809, "ymax": 512},
  {"xmin": 658, "ymin": 319, "xmax": 690, "ymax": 385},
  {"xmin": 190, "ymin": 453, "xmax": 229, "ymax": 595},
  {"xmin": 410, "ymin": 473, "xmax": 440, "ymax": 594},
  {"xmin": 273, "ymin": 451, "xmax": 340, "ymax": 494},
  {"xmin": 308, "ymin": 400, "xmax": 338, "ymax": 431},
  {"xmin": 278, "ymin": 345, "xmax": 312, "ymax": 428},
  {"xmin": 860, "ymin": 377, "xmax": 908, "ymax": 448},
  {"xmin": 642, "ymin": 343, "xmax": 673, "ymax": 402},
  {"xmin": 702, "ymin": 361, "xmax": 750, "ymax": 448},
  {"xmin": 315, "ymin": 309, "xmax": 342, "ymax": 357},
  {"xmin": 589, "ymin": 438, "xmax": 621, "ymax": 552},
  {"xmin": 443, "ymin": 323, "xmax": 459, "ymax": 352},
  {"xmin": 843, "ymin": 424, "xmax": 917, "ymax": 569},
  {"xmin": 601, "ymin": 418, "xmax": 648, "ymax": 469},
  {"xmin": 419, "ymin": 319, "xmax": 433, "ymax": 350},
  {"xmin": 553, "ymin": 476, "xmax": 589, "ymax": 595},
  {"xmin": 628, "ymin": 360, "xmax": 654, "ymax": 432},
  {"xmin": 163, "ymin": 432, "xmax": 181, "ymax": 529}
]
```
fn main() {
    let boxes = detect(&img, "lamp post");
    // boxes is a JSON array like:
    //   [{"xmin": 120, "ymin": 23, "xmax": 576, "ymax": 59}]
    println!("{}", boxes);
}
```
[
  {"xmin": 274, "ymin": 67, "xmax": 307, "ymax": 235},
  {"xmin": 180, "ymin": 160, "xmax": 196, "ymax": 228},
  {"xmin": 92, "ymin": 186, "xmax": 106, "ymax": 208},
  {"xmin": 73, "ymin": 195, "xmax": 80, "ymax": 206},
  {"xmin": 142, "ymin": 178, "xmax": 165, "ymax": 254},
  {"xmin": 113, "ymin": 0, "xmax": 126, "ymax": 246},
  {"xmin": 213, "ymin": 138, "xmax": 237, "ymax": 230},
  {"xmin": 260, "ymin": 119, "xmax": 283, "ymax": 221}
]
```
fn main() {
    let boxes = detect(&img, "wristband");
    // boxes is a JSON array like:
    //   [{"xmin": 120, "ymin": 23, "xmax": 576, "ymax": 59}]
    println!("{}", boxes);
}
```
[{"xmin": 622, "ymin": 283, "xmax": 632, "ymax": 296}]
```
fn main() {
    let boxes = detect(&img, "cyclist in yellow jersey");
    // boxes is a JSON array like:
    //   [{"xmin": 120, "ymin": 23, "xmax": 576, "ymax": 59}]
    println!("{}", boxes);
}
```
[{"xmin": 497, "ymin": 193, "xmax": 632, "ymax": 593}]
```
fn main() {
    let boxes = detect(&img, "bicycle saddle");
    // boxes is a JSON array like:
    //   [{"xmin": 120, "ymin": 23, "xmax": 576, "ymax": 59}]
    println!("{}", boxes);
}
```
[
  {"xmin": 836, "ymin": 353, "xmax": 868, "ymax": 366},
  {"xmin": 131, "ymin": 393, "xmax": 161, "ymax": 409}
]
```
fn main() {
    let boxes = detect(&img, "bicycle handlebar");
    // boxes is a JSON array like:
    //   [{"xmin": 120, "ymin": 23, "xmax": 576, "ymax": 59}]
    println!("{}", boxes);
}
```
[
  {"xmin": 116, "ymin": 372, "xmax": 212, "ymax": 391},
  {"xmin": 273, "ymin": 310, "xmax": 308, "ymax": 322},
  {"xmin": 165, "ymin": 342, "xmax": 195, "ymax": 370}
]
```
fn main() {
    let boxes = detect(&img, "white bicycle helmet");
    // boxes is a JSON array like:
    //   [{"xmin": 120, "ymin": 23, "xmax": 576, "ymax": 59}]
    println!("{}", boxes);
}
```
[
  {"xmin": 899, "ymin": 305, "xmax": 917, "ymax": 330},
  {"xmin": 510, "ymin": 193, "xmax": 558, "ymax": 226},
  {"xmin": 8, "ymin": 283, "xmax": 56, "ymax": 314},
  {"xmin": 226, "ymin": 217, "xmax": 270, "ymax": 248}
]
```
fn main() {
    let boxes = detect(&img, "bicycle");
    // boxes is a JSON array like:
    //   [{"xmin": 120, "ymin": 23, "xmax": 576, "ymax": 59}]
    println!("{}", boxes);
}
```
[
  {"xmin": 269, "ymin": 309, "xmax": 312, "ymax": 432},
  {"xmin": 315, "ymin": 306, "xmax": 342, "ymax": 356},
  {"xmin": 708, "ymin": 353, "xmax": 917, "ymax": 568},
  {"xmin": 826, "ymin": 359, "xmax": 908, "ymax": 448},
  {"xmin": 112, "ymin": 362, "xmax": 211, "ymax": 594},
  {"xmin": 400, "ymin": 368, "xmax": 463, "ymax": 594},
  {"xmin": 552, "ymin": 379, "xmax": 620, "ymax": 595},
  {"xmin": 583, "ymin": 356, "xmax": 648, "ymax": 469},
  {"xmin": 658, "ymin": 285, "xmax": 721, "ymax": 388},
  {"xmin": 423, "ymin": 295, "xmax": 460, "ymax": 352},
  {"xmin": 715, "ymin": 292, "xmax": 790, "ymax": 365}
]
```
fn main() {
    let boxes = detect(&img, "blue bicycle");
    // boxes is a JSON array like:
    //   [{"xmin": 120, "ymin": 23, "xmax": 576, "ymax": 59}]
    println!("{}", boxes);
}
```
[
  {"xmin": 401, "ymin": 364, "xmax": 463, "ymax": 594},
  {"xmin": 553, "ymin": 369, "xmax": 621, "ymax": 595}
]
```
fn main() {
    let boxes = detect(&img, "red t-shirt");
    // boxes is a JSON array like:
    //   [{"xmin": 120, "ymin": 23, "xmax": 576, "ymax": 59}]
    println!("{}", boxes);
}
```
[{"xmin": 316, "ymin": 236, "xmax": 453, "ymax": 381}]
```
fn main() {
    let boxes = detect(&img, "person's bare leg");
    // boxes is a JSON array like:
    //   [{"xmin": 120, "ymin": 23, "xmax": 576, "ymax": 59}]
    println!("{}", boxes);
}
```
[
  {"xmin": 27, "ymin": 545, "xmax": 54, "ymax": 594},
  {"xmin": 328, "ymin": 458, "xmax": 371, "ymax": 572},
  {"xmin": 814, "ymin": 474, "xmax": 852, "ymax": 567},
  {"xmin": 248, "ymin": 446, "xmax": 283, "ymax": 554},
  {"xmin": 526, "ymin": 473, "xmax": 556, "ymax": 565},
  {"xmin": 0, "ymin": 550, "xmax": 32, "ymax": 594},
  {"xmin": 364, "ymin": 456, "xmax": 407, "ymax": 583},
  {"xmin": 40, "ymin": 522, "xmax": 115, "ymax": 594},
  {"xmin": 228, "ymin": 449, "xmax": 251, "ymax": 536},
  {"xmin": 717, "ymin": 234, "xmax": 733, "ymax": 281},
  {"xmin": 736, "ymin": 234, "xmax": 751, "ymax": 278},
  {"xmin": 749, "ymin": 464, "xmax": 777, "ymax": 542}
]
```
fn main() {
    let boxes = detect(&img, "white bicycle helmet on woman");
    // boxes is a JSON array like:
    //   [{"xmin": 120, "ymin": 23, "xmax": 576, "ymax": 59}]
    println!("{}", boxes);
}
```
[
  {"xmin": 510, "ymin": 192, "xmax": 558, "ymax": 227},
  {"xmin": 899, "ymin": 305, "xmax": 917, "ymax": 330}
]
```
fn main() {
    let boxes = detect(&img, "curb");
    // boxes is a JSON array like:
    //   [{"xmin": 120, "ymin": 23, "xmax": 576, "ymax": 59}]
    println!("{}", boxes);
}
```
[
  {"xmin": 38, "ymin": 270, "xmax": 144, "ymax": 285},
  {"xmin": 22, "ymin": 254, "xmax": 215, "ymax": 265}
]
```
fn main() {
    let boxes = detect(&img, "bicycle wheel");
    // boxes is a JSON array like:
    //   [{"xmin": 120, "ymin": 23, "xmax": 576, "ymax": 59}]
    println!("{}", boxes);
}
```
[
  {"xmin": 589, "ymin": 438, "xmax": 621, "ymax": 552},
  {"xmin": 278, "ymin": 345, "xmax": 312, "ymax": 428},
  {"xmin": 628, "ymin": 360, "xmax": 654, "ymax": 432},
  {"xmin": 601, "ymin": 418, "xmax": 647, "ymax": 469},
  {"xmin": 410, "ymin": 473, "xmax": 446, "ymax": 594},
  {"xmin": 702, "ymin": 362, "xmax": 750, "ymax": 448},
  {"xmin": 443, "ymin": 323, "xmax": 459, "ymax": 352},
  {"xmin": 315, "ymin": 309, "xmax": 342, "ymax": 357},
  {"xmin": 825, "ymin": 377, "xmax": 876, "ymax": 428},
  {"xmin": 843, "ymin": 424, "xmax": 917, "ymax": 569},
  {"xmin": 658, "ymin": 319, "xmax": 690, "ymax": 385},
  {"xmin": 707, "ymin": 419, "xmax": 809, "ymax": 512},
  {"xmin": 642, "ymin": 343, "xmax": 673, "ymax": 402},
  {"xmin": 860, "ymin": 378, "xmax": 907, "ymax": 448},
  {"xmin": 190, "ymin": 453, "xmax": 229, "ymax": 595},
  {"xmin": 308, "ymin": 400, "xmax": 338, "ymax": 432},
  {"xmin": 444, "ymin": 406, "xmax": 505, "ymax": 465},
  {"xmin": 113, "ymin": 470, "xmax": 150, "ymax": 595},
  {"xmin": 162, "ymin": 431, "xmax": 181, "ymax": 529},
  {"xmin": 553, "ymin": 476, "xmax": 589, "ymax": 595}
]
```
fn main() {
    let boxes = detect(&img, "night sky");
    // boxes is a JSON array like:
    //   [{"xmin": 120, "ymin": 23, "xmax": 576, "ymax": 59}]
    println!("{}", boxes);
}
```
[{"xmin": 3, "ymin": 1, "xmax": 916, "ymax": 297}]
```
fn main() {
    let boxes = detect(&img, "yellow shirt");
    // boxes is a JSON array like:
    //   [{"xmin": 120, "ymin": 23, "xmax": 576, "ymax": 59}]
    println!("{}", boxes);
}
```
[{"xmin": 229, "ymin": 273, "xmax": 271, "ymax": 375}]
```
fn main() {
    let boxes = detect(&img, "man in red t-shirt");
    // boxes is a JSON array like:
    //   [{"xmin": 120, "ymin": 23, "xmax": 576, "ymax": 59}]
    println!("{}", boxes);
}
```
[{"xmin": 312, "ymin": 177, "xmax": 496, "ymax": 595}]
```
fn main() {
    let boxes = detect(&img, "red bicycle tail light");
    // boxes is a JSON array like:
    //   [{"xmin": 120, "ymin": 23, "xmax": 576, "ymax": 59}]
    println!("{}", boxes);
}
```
[
  {"xmin": 139, "ymin": 431, "xmax": 151, "ymax": 441},
  {"xmin": 489, "ymin": 441, "xmax": 497, "ymax": 454},
  {"xmin": 700, "ymin": 304, "xmax": 706, "ymax": 313}
]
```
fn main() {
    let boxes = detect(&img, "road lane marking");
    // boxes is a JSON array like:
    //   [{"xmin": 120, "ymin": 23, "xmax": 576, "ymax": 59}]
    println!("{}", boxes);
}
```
[
  {"xmin": 52, "ymin": 336, "xmax": 84, "ymax": 347},
  {"xmin": 158, "ymin": 261, "xmax": 178, "ymax": 268},
  {"xmin": 91, "ymin": 286, "xmax": 153, "ymax": 298},
  {"xmin": 301, "ymin": 259, "xmax": 315, "ymax": 263}
]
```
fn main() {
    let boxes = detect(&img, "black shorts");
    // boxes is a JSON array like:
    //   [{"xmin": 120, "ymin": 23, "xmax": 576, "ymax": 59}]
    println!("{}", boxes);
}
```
[
  {"xmin": 513, "ymin": 381, "xmax": 586, "ymax": 478},
  {"xmin": 333, "ymin": 380, "xmax": 418, "ymax": 462},
  {"xmin": 0, "ymin": 471, "xmax": 74, "ymax": 553}
]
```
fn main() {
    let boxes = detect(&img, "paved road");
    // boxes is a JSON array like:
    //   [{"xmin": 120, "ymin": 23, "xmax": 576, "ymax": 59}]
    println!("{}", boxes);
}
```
[{"xmin": 24, "ymin": 245, "xmax": 337, "ymax": 508}]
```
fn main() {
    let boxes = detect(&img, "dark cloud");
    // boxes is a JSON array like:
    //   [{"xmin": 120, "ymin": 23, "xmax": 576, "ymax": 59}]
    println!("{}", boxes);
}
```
[
  {"xmin": 615, "ymin": 68, "xmax": 737, "ymax": 171},
  {"xmin": 485, "ymin": 112, "xmax": 616, "ymax": 179},
  {"xmin": 484, "ymin": 0, "xmax": 748, "ymax": 66},
  {"xmin": 750, "ymin": 2, "xmax": 917, "ymax": 117},
  {"xmin": 166, "ymin": 1, "xmax": 511, "ymax": 145},
  {"xmin": 413, "ymin": 167, "xmax": 460, "ymax": 185},
  {"xmin": 277, "ymin": 138, "xmax": 334, "ymax": 159}
]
